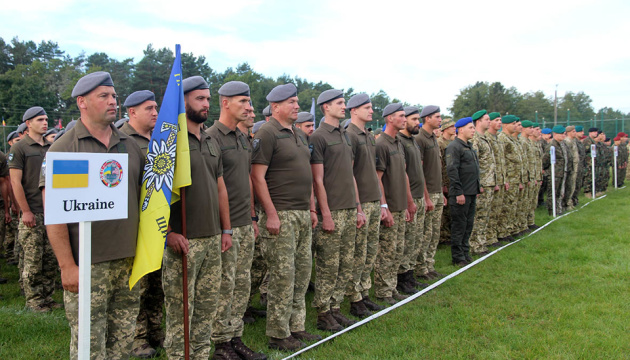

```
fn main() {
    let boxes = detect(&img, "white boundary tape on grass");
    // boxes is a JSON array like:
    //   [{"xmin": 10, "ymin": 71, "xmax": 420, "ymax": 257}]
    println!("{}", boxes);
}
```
[{"xmin": 283, "ymin": 195, "xmax": 608, "ymax": 359}]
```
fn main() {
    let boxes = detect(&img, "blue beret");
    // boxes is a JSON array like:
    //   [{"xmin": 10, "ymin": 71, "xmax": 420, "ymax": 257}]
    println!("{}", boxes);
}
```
[
  {"xmin": 262, "ymin": 105, "xmax": 271, "ymax": 117},
  {"xmin": 72, "ymin": 71, "xmax": 114, "ymax": 97},
  {"xmin": 22, "ymin": 106, "xmax": 47, "ymax": 122},
  {"xmin": 296, "ymin": 112, "xmax": 314, "ymax": 124},
  {"xmin": 419, "ymin": 105, "xmax": 440, "ymax": 118},
  {"xmin": 383, "ymin": 103, "xmax": 404, "ymax": 118},
  {"xmin": 347, "ymin": 93, "xmax": 371, "ymax": 110},
  {"xmin": 7, "ymin": 131, "xmax": 18, "ymax": 142},
  {"xmin": 124, "ymin": 90, "xmax": 155, "ymax": 107},
  {"xmin": 115, "ymin": 118, "xmax": 129, "ymax": 128},
  {"xmin": 588, "ymin": 127, "xmax": 598, "ymax": 133},
  {"xmin": 182, "ymin": 76, "xmax": 209, "ymax": 94},
  {"xmin": 552, "ymin": 125, "xmax": 566, "ymax": 134},
  {"xmin": 541, "ymin": 128, "xmax": 552, "ymax": 134},
  {"xmin": 575, "ymin": 126, "xmax": 584, "ymax": 132},
  {"xmin": 404, "ymin": 106, "xmax": 420, "ymax": 117},
  {"xmin": 16, "ymin": 123, "xmax": 27, "ymax": 134},
  {"xmin": 252, "ymin": 120, "xmax": 265, "ymax": 134},
  {"xmin": 317, "ymin": 89, "xmax": 344, "ymax": 106},
  {"xmin": 472, "ymin": 109, "xmax": 487, "ymax": 121},
  {"xmin": 218, "ymin": 81, "xmax": 250, "ymax": 97},
  {"xmin": 266, "ymin": 84, "xmax": 298, "ymax": 102},
  {"xmin": 455, "ymin": 117, "xmax": 473, "ymax": 128}
]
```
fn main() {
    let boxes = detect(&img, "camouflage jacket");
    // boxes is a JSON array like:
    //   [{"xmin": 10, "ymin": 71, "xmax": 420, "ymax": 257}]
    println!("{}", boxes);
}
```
[
  {"xmin": 472, "ymin": 131, "xmax": 496, "ymax": 188},
  {"xmin": 487, "ymin": 132, "xmax": 506, "ymax": 185},
  {"xmin": 438, "ymin": 135, "xmax": 452, "ymax": 192},
  {"xmin": 498, "ymin": 132, "xmax": 524, "ymax": 184}
]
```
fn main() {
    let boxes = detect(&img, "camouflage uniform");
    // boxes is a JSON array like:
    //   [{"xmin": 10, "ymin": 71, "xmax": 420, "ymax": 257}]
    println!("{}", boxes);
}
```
[
  {"xmin": 259, "ymin": 210, "xmax": 312, "ymax": 339},
  {"xmin": 498, "ymin": 132, "xmax": 523, "ymax": 236},
  {"xmin": 563, "ymin": 137, "xmax": 578, "ymax": 209},
  {"xmin": 470, "ymin": 132, "xmax": 495, "ymax": 253},
  {"xmin": 516, "ymin": 136, "xmax": 532, "ymax": 233},
  {"xmin": 486, "ymin": 132, "xmax": 506, "ymax": 243},
  {"xmin": 572, "ymin": 137, "xmax": 586, "ymax": 206},
  {"xmin": 212, "ymin": 231, "xmax": 239, "ymax": 343},
  {"xmin": 64, "ymin": 258, "xmax": 141, "ymax": 360},
  {"xmin": 595, "ymin": 142, "xmax": 606, "ymax": 192},
  {"xmin": 374, "ymin": 211, "xmax": 406, "ymax": 298},
  {"xmin": 617, "ymin": 143, "xmax": 628, "ymax": 187},
  {"xmin": 249, "ymin": 228, "xmax": 268, "ymax": 298},
  {"xmin": 582, "ymin": 137, "xmax": 596, "ymax": 194},
  {"xmin": 230, "ymin": 225, "xmax": 256, "ymax": 338},
  {"xmin": 542, "ymin": 139, "xmax": 567, "ymax": 215},
  {"xmin": 347, "ymin": 200, "xmax": 380, "ymax": 302},
  {"xmin": 399, "ymin": 197, "xmax": 425, "ymax": 274},
  {"xmin": 7, "ymin": 211, "xmax": 19, "ymax": 263},
  {"xmin": 163, "ymin": 235, "xmax": 222, "ymax": 360},
  {"xmin": 437, "ymin": 136, "xmax": 452, "ymax": 243},
  {"xmin": 529, "ymin": 138, "xmax": 544, "ymax": 226},
  {"xmin": 417, "ymin": 193, "xmax": 444, "ymax": 275},
  {"xmin": 19, "ymin": 213, "xmax": 56, "ymax": 309}
]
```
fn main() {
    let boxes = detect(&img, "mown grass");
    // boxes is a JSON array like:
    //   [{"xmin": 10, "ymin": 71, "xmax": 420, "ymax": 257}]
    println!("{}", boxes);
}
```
[{"xmin": 1, "ymin": 188, "xmax": 628, "ymax": 359}]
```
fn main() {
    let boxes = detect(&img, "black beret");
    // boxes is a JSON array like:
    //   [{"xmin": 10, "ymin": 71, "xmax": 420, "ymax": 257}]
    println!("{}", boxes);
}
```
[
  {"xmin": 182, "ymin": 76, "xmax": 209, "ymax": 94},
  {"xmin": 72, "ymin": 71, "xmax": 114, "ymax": 97},
  {"xmin": 589, "ymin": 127, "xmax": 598, "ymax": 133},
  {"xmin": 124, "ymin": 90, "xmax": 155, "ymax": 107},
  {"xmin": 22, "ymin": 106, "xmax": 47, "ymax": 122}
]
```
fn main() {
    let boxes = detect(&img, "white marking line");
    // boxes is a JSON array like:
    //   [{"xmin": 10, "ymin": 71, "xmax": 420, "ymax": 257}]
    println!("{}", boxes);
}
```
[{"xmin": 282, "ymin": 195, "xmax": 607, "ymax": 360}]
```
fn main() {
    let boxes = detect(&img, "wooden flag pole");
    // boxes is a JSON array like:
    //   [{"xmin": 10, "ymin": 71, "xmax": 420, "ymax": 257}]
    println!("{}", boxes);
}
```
[{"xmin": 181, "ymin": 187, "xmax": 190, "ymax": 360}]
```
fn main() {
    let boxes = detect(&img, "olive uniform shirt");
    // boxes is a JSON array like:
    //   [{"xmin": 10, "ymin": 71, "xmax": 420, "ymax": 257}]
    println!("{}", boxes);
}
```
[
  {"xmin": 445, "ymin": 137, "xmax": 480, "ymax": 196},
  {"xmin": 207, "ymin": 121, "xmax": 252, "ymax": 228},
  {"xmin": 375, "ymin": 132, "xmax": 407, "ymax": 212},
  {"xmin": 251, "ymin": 117, "xmax": 312, "ymax": 211},
  {"xmin": 346, "ymin": 123, "xmax": 380, "ymax": 203},
  {"xmin": 170, "ymin": 129, "xmax": 223, "ymax": 238},
  {"xmin": 309, "ymin": 121, "xmax": 356, "ymax": 211},
  {"xmin": 9, "ymin": 134, "xmax": 51, "ymax": 214},
  {"xmin": 0, "ymin": 151, "xmax": 8, "ymax": 209},
  {"xmin": 119, "ymin": 122, "xmax": 150, "ymax": 153},
  {"xmin": 398, "ymin": 133, "xmax": 425, "ymax": 199},
  {"xmin": 415, "ymin": 127, "xmax": 442, "ymax": 193},
  {"xmin": 40, "ymin": 119, "xmax": 145, "ymax": 264}
]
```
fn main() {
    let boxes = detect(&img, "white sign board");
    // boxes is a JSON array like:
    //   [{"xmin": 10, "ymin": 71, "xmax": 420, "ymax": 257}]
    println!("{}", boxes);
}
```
[
  {"xmin": 44, "ymin": 152, "xmax": 128, "ymax": 225},
  {"xmin": 614, "ymin": 145, "xmax": 618, "ymax": 157},
  {"xmin": 550, "ymin": 146, "xmax": 556, "ymax": 164},
  {"xmin": 591, "ymin": 144, "xmax": 597, "ymax": 158}
]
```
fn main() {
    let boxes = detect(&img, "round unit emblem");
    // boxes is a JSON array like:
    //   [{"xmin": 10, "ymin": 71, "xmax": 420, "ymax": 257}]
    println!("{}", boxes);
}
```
[{"xmin": 100, "ymin": 159, "xmax": 123, "ymax": 188}]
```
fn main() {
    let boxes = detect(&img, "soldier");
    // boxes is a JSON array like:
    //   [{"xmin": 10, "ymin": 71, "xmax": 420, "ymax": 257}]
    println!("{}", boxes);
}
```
[
  {"xmin": 594, "ymin": 131, "xmax": 607, "ymax": 195},
  {"xmin": 446, "ymin": 117, "xmax": 479, "ymax": 266},
  {"xmin": 374, "ymin": 103, "xmax": 413, "ymax": 305},
  {"xmin": 541, "ymin": 128, "xmax": 552, "ymax": 143},
  {"xmin": 262, "ymin": 105, "xmax": 272, "ymax": 122},
  {"xmin": 572, "ymin": 126, "xmax": 586, "ymax": 206},
  {"xmin": 542, "ymin": 126, "xmax": 567, "ymax": 215},
  {"xmin": 414, "ymin": 105, "xmax": 444, "ymax": 280},
  {"xmin": 44, "ymin": 129, "xmax": 58, "ymax": 143},
  {"xmin": 582, "ymin": 127, "xmax": 598, "ymax": 197},
  {"xmin": 344, "ymin": 94, "xmax": 385, "ymax": 317},
  {"xmin": 519, "ymin": 121, "xmax": 538, "ymax": 231},
  {"xmin": 207, "ymin": 81, "xmax": 267, "ymax": 360},
  {"xmin": 469, "ymin": 110, "xmax": 495, "ymax": 256},
  {"xmin": 163, "ymin": 76, "xmax": 233, "ymax": 360},
  {"xmin": 513, "ymin": 119, "xmax": 531, "ymax": 236},
  {"xmin": 617, "ymin": 132, "xmax": 628, "ymax": 186},
  {"xmin": 295, "ymin": 112, "xmax": 315, "ymax": 138},
  {"xmin": 117, "ymin": 90, "xmax": 164, "ymax": 359},
  {"xmin": 9, "ymin": 106, "xmax": 55, "ymax": 312},
  {"xmin": 498, "ymin": 115, "xmax": 524, "ymax": 238},
  {"xmin": 527, "ymin": 123, "xmax": 543, "ymax": 229},
  {"xmin": 538, "ymin": 128, "xmax": 552, "ymax": 206},
  {"xmin": 0, "ymin": 151, "xmax": 11, "ymax": 280},
  {"xmin": 437, "ymin": 118, "xmax": 456, "ymax": 246},
  {"xmin": 310, "ymin": 89, "xmax": 362, "ymax": 331},
  {"xmin": 43, "ymin": 71, "xmax": 145, "ymax": 359},
  {"xmin": 251, "ymin": 84, "xmax": 319, "ymax": 351},
  {"xmin": 562, "ymin": 126, "xmax": 580, "ymax": 211},
  {"xmin": 486, "ymin": 112, "xmax": 509, "ymax": 245},
  {"xmin": 397, "ymin": 106, "xmax": 428, "ymax": 293}
]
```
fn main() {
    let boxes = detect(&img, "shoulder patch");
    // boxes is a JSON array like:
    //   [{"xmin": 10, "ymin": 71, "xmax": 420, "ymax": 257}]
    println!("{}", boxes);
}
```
[
  {"xmin": 252, "ymin": 138, "xmax": 260, "ymax": 151},
  {"xmin": 8, "ymin": 153, "xmax": 13, "ymax": 162}
]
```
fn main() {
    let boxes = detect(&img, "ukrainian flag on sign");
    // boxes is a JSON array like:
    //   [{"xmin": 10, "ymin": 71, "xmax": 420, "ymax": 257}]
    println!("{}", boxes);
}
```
[
  {"xmin": 130, "ymin": 44, "xmax": 191, "ymax": 289},
  {"xmin": 52, "ymin": 160, "xmax": 89, "ymax": 188}
]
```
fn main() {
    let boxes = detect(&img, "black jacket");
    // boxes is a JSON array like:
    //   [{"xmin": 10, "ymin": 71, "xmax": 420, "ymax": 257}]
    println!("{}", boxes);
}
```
[{"xmin": 445, "ymin": 137, "xmax": 480, "ymax": 196}]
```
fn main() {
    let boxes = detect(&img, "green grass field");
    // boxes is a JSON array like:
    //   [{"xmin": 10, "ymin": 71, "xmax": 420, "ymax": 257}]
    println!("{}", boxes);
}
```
[{"xmin": 1, "ymin": 187, "xmax": 629, "ymax": 359}]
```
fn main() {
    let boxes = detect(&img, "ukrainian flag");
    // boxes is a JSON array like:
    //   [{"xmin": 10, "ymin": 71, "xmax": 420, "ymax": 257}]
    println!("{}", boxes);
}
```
[
  {"xmin": 130, "ymin": 44, "xmax": 191, "ymax": 289},
  {"xmin": 52, "ymin": 160, "xmax": 89, "ymax": 188}
]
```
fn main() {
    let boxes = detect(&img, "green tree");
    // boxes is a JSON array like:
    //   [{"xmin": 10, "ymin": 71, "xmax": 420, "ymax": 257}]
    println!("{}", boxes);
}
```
[{"xmin": 514, "ymin": 91, "xmax": 554, "ymax": 122}]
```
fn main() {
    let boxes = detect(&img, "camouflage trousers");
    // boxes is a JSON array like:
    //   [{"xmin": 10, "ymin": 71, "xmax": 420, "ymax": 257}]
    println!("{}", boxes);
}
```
[
  {"xmin": 133, "ymin": 268, "xmax": 164, "ymax": 349},
  {"xmin": 469, "ymin": 189, "xmax": 493, "ymax": 253},
  {"xmin": 374, "ymin": 211, "xmax": 405, "ymax": 298},
  {"xmin": 312, "ymin": 208, "xmax": 356, "ymax": 313},
  {"xmin": 572, "ymin": 166, "xmax": 585, "ymax": 206},
  {"xmin": 487, "ymin": 187, "xmax": 503, "ymax": 244},
  {"xmin": 0, "ymin": 208, "xmax": 5, "ymax": 255},
  {"xmin": 399, "ymin": 197, "xmax": 425, "ymax": 274},
  {"xmin": 439, "ymin": 200, "xmax": 451, "ymax": 243},
  {"xmin": 516, "ymin": 183, "xmax": 531, "ymax": 232},
  {"xmin": 546, "ymin": 172, "xmax": 566, "ymax": 215},
  {"xmin": 259, "ymin": 210, "xmax": 312, "ymax": 339},
  {"xmin": 346, "ymin": 201, "xmax": 380, "ymax": 302},
  {"xmin": 528, "ymin": 182, "xmax": 541, "ymax": 226},
  {"xmin": 213, "ymin": 225, "xmax": 255, "ymax": 342},
  {"xmin": 5, "ymin": 211, "xmax": 18, "ymax": 262},
  {"xmin": 20, "ymin": 213, "xmax": 57, "ymax": 309},
  {"xmin": 64, "ymin": 257, "xmax": 141, "ymax": 360},
  {"xmin": 249, "ymin": 227, "xmax": 268, "ymax": 298},
  {"xmin": 416, "ymin": 193, "xmax": 443, "ymax": 275},
  {"xmin": 503, "ymin": 184, "xmax": 520, "ymax": 235},
  {"xmin": 617, "ymin": 166, "xmax": 626, "ymax": 187},
  {"xmin": 583, "ymin": 162, "xmax": 593, "ymax": 194},
  {"xmin": 163, "ymin": 235, "xmax": 221, "ymax": 360},
  {"xmin": 563, "ymin": 170, "xmax": 577, "ymax": 208}
]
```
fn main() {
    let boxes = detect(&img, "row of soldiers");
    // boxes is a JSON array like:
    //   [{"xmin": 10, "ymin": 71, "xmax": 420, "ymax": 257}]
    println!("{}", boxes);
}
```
[{"xmin": 0, "ymin": 69, "xmax": 626, "ymax": 360}]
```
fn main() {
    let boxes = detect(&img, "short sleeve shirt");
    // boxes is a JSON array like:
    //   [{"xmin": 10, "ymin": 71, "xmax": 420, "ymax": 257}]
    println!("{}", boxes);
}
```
[
  {"xmin": 9, "ymin": 134, "xmax": 51, "ymax": 213},
  {"xmin": 415, "ymin": 128, "xmax": 442, "ymax": 193},
  {"xmin": 309, "ymin": 121, "xmax": 356, "ymax": 211},
  {"xmin": 251, "ymin": 118, "xmax": 312, "ymax": 211},
  {"xmin": 169, "ymin": 129, "xmax": 223, "ymax": 238},
  {"xmin": 398, "ymin": 133, "xmax": 425, "ymax": 199},
  {"xmin": 119, "ymin": 122, "xmax": 150, "ymax": 153},
  {"xmin": 41, "ymin": 119, "xmax": 145, "ymax": 264},
  {"xmin": 207, "ymin": 121, "xmax": 252, "ymax": 227},
  {"xmin": 346, "ymin": 123, "xmax": 381, "ymax": 203},
  {"xmin": 375, "ymin": 132, "xmax": 407, "ymax": 212}
]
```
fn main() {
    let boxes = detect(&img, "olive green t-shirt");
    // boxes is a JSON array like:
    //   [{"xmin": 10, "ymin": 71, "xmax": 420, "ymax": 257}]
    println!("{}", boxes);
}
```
[
  {"xmin": 207, "ymin": 121, "xmax": 252, "ymax": 228},
  {"xmin": 0, "ymin": 151, "xmax": 8, "ymax": 208},
  {"xmin": 119, "ymin": 122, "xmax": 150, "ymax": 153},
  {"xmin": 251, "ymin": 118, "xmax": 312, "ymax": 211},
  {"xmin": 346, "ymin": 123, "xmax": 381, "ymax": 204},
  {"xmin": 415, "ymin": 127, "xmax": 442, "ymax": 193},
  {"xmin": 398, "ymin": 133, "xmax": 425, "ymax": 199},
  {"xmin": 41, "ymin": 119, "xmax": 145, "ymax": 264},
  {"xmin": 9, "ymin": 134, "xmax": 51, "ymax": 213},
  {"xmin": 375, "ymin": 132, "xmax": 407, "ymax": 212},
  {"xmin": 169, "ymin": 129, "xmax": 223, "ymax": 238},
  {"xmin": 309, "ymin": 121, "xmax": 356, "ymax": 211}
]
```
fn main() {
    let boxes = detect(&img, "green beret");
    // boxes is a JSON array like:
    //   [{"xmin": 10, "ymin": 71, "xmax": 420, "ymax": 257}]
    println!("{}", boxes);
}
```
[
  {"xmin": 533, "ymin": 122, "xmax": 540, "ymax": 128},
  {"xmin": 521, "ymin": 120, "xmax": 533, "ymax": 128},
  {"xmin": 472, "ymin": 109, "xmax": 487, "ymax": 121},
  {"xmin": 489, "ymin": 112, "xmax": 501, "ymax": 120},
  {"xmin": 575, "ymin": 125, "xmax": 584, "ymax": 132},
  {"xmin": 501, "ymin": 115, "xmax": 518, "ymax": 124},
  {"xmin": 552, "ymin": 125, "xmax": 566, "ymax": 134}
]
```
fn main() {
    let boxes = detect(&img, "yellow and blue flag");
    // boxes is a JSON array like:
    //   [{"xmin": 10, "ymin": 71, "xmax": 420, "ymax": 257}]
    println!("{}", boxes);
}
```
[
  {"xmin": 52, "ymin": 160, "xmax": 89, "ymax": 188},
  {"xmin": 130, "ymin": 44, "xmax": 191, "ymax": 289}
]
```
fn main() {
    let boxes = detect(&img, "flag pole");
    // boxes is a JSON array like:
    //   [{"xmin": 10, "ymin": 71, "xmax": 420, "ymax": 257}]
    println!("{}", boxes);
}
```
[{"xmin": 181, "ymin": 187, "xmax": 190, "ymax": 360}]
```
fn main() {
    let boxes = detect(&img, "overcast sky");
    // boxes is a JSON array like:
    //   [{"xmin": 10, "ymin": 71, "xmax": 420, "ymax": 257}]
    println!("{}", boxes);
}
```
[{"xmin": 3, "ymin": 0, "xmax": 629, "ymax": 116}]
